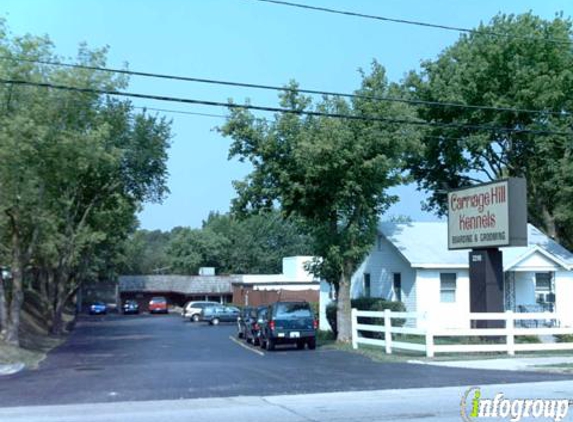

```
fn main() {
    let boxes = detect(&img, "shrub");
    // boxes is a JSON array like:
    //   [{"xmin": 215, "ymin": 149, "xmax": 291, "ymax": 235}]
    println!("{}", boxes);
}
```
[
  {"xmin": 515, "ymin": 335, "xmax": 541, "ymax": 344},
  {"xmin": 554, "ymin": 334, "xmax": 573, "ymax": 343},
  {"xmin": 326, "ymin": 298, "xmax": 406, "ymax": 338}
]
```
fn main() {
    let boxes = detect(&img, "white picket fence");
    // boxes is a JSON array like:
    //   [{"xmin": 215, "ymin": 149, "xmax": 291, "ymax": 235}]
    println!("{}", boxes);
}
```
[{"xmin": 351, "ymin": 309, "xmax": 573, "ymax": 357}]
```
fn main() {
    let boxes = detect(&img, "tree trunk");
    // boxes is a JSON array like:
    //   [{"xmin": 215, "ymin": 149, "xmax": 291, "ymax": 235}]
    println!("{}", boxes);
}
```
[
  {"xmin": 0, "ymin": 275, "xmax": 7, "ymax": 340},
  {"xmin": 5, "ymin": 234, "xmax": 24, "ymax": 347},
  {"xmin": 50, "ymin": 301, "xmax": 66, "ymax": 336},
  {"xmin": 336, "ymin": 268, "xmax": 353, "ymax": 343}
]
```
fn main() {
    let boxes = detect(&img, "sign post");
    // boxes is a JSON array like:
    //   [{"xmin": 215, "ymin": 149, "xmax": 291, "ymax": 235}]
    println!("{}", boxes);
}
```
[{"xmin": 448, "ymin": 178, "xmax": 527, "ymax": 328}]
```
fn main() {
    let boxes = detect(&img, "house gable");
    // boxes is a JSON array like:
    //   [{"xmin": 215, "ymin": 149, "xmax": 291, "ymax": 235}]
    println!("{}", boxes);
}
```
[{"xmin": 505, "ymin": 247, "xmax": 570, "ymax": 272}]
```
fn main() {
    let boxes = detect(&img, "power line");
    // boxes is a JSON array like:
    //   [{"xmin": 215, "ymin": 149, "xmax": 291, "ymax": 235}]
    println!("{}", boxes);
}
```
[
  {"xmin": 134, "ymin": 106, "xmax": 228, "ymax": 119},
  {"xmin": 252, "ymin": 0, "xmax": 573, "ymax": 47},
  {"xmin": 1, "ymin": 78, "xmax": 570, "ymax": 136},
  {"xmin": 0, "ymin": 56, "xmax": 569, "ymax": 118}
]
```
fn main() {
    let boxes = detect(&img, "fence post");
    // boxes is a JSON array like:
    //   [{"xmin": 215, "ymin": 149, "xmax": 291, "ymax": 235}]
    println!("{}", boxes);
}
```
[
  {"xmin": 424, "ymin": 312, "xmax": 434, "ymax": 358},
  {"xmin": 506, "ymin": 310, "xmax": 515, "ymax": 356},
  {"xmin": 384, "ymin": 309, "xmax": 392, "ymax": 354},
  {"xmin": 351, "ymin": 308, "xmax": 358, "ymax": 349}
]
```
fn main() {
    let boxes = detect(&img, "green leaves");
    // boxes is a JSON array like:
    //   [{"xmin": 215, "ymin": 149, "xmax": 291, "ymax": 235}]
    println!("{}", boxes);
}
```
[{"xmin": 404, "ymin": 12, "xmax": 573, "ymax": 246}]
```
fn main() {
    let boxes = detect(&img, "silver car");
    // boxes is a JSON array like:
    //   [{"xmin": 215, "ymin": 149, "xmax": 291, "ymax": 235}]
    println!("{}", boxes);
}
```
[{"xmin": 182, "ymin": 301, "xmax": 220, "ymax": 322}]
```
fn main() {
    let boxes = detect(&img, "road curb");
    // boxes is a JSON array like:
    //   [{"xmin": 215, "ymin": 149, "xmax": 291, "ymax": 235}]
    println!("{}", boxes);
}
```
[{"xmin": 0, "ymin": 362, "xmax": 25, "ymax": 376}]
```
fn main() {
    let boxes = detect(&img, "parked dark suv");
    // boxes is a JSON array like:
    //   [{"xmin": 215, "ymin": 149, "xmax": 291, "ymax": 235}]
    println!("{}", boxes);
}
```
[{"xmin": 260, "ymin": 301, "xmax": 317, "ymax": 351}]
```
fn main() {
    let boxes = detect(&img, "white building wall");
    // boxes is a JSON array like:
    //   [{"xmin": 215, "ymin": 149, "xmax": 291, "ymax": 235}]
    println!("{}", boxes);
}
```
[
  {"xmin": 555, "ymin": 271, "xmax": 573, "ymax": 327},
  {"xmin": 415, "ymin": 269, "xmax": 470, "ymax": 329},
  {"xmin": 350, "ymin": 236, "xmax": 416, "ymax": 310}
]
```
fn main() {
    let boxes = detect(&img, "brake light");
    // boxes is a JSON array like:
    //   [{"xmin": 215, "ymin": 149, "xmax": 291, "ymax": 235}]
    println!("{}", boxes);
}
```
[
  {"xmin": 313, "ymin": 320, "xmax": 318, "ymax": 329},
  {"xmin": 269, "ymin": 320, "xmax": 275, "ymax": 331}
]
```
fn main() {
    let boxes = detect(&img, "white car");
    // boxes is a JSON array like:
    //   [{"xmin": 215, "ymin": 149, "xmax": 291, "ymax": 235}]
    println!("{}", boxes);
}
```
[{"xmin": 182, "ymin": 301, "xmax": 220, "ymax": 322}]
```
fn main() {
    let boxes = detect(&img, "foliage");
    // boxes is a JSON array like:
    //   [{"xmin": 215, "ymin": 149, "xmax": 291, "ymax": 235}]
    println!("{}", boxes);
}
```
[
  {"xmin": 554, "ymin": 334, "xmax": 573, "ymax": 343},
  {"xmin": 220, "ymin": 63, "xmax": 419, "ymax": 341},
  {"xmin": 515, "ymin": 335, "xmax": 542, "ymax": 344},
  {"xmin": 326, "ymin": 298, "xmax": 406, "ymax": 337},
  {"xmin": 0, "ymin": 22, "xmax": 171, "ymax": 342},
  {"xmin": 121, "ymin": 210, "xmax": 313, "ymax": 275},
  {"xmin": 403, "ymin": 12, "xmax": 573, "ymax": 248}
]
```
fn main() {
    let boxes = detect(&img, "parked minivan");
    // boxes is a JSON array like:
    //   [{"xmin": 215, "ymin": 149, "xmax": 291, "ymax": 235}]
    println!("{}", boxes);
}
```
[
  {"xmin": 259, "ymin": 301, "xmax": 317, "ymax": 351},
  {"xmin": 182, "ymin": 301, "xmax": 220, "ymax": 322}
]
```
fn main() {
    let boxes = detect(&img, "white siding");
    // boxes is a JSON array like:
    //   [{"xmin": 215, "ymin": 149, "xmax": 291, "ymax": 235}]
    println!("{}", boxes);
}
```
[
  {"xmin": 350, "ymin": 236, "xmax": 416, "ymax": 311},
  {"xmin": 416, "ymin": 269, "xmax": 470, "ymax": 329},
  {"xmin": 555, "ymin": 271, "xmax": 573, "ymax": 327}
]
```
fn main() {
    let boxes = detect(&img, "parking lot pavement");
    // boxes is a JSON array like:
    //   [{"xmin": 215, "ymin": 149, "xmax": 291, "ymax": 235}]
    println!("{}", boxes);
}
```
[{"xmin": 0, "ymin": 314, "xmax": 569, "ymax": 407}]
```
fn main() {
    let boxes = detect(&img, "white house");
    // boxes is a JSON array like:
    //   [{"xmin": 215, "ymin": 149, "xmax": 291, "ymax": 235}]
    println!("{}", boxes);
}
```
[{"xmin": 319, "ymin": 222, "xmax": 573, "ymax": 330}]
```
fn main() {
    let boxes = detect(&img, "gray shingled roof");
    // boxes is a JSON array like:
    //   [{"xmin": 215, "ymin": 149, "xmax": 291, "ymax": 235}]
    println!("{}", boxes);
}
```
[
  {"xmin": 119, "ymin": 275, "xmax": 239, "ymax": 294},
  {"xmin": 379, "ymin": 222, "xmax": 573, "ymax": 269}
]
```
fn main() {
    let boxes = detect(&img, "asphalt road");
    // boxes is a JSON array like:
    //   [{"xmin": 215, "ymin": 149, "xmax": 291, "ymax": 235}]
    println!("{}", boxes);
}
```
[{"xmin": 0, "ymin": 313, "xmax": 570, "ymax": 407}]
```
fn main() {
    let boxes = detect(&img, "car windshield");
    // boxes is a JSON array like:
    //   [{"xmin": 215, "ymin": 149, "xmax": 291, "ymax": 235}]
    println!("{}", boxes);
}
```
[{"xmin": 275, "ymin": 303, "xmax": 312, "ymax": 318}]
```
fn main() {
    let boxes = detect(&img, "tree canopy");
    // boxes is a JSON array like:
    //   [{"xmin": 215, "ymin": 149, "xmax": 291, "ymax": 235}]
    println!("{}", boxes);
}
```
[
  {"xmin": 219, "ymin": 63, "xmax": 420, "ymax": 341},
  {"xmin": 404, "ymin": 12, "xmax": 573, "ymax": 247},
  {"xmin": 0, "ymin": 22, "xmax": 171, "ymax": 344}
]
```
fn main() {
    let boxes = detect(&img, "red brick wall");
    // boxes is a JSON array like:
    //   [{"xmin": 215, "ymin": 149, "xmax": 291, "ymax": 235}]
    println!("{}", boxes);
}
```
[{"xmin": 233, "ymin": 285, "xmax": 318, "ymax": 307}]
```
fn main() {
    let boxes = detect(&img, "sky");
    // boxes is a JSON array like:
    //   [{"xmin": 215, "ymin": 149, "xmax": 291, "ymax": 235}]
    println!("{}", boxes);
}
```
[{"xmin": 2, "ymin": 0, "xmax": 572, "ymax": 231}]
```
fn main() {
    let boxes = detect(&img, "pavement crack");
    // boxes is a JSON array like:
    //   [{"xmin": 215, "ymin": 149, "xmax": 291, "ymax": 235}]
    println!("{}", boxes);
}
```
[{"xmin": 260, "ymin": 397, "xmax": 320, "ymax": 422}]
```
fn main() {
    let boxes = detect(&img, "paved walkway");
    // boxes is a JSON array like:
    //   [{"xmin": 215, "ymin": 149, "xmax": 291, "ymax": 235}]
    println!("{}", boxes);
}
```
[{"xmin": 410, "ymin": 356, "xmax": 573, "ymax": 371}]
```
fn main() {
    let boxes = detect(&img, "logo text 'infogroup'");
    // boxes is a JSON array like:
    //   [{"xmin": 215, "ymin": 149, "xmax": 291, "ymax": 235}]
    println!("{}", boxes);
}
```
[{"xmin": 461, "ymin": 387, "xmax": 570, "ymax": 422}]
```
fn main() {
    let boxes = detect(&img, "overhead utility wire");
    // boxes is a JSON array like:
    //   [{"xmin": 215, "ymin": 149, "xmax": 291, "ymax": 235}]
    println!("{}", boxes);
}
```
[
  {"xmin": 1, "ymin": 78, "xmax": 569, "ymax": 136},
  {"xmin": 252, "ymin": 0, "xmax": 573, "ymax": 47},
  {"xmin": 0, "ymin": 56, "xmax": 569, "ymax": 118}
]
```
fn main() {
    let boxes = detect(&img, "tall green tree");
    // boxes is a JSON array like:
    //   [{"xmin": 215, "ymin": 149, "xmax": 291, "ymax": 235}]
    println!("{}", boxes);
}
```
[
  {"xmin": 0, "ymin": 23, "xmax": 171, "ymax": 342},
  {"xmin": 404, "ymin": 13, "xmax": 573, "ymax": 247},
  {"xmin": 220, "ymin": 64, "xmax": 419, "ymax": 341}
]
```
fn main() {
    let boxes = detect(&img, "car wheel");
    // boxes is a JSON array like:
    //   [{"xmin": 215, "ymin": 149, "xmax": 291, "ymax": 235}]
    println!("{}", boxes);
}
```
[
  {"xmin": 211, "ymin": 318, "xmax": 220, "ymax": 326},
  {"xmin": 297, "ymin": 340, "xmax": 305, "ymax": 350},
  {"xmin": 307, "ymin": 338, "xmax": 316, "ymax": 350},
  {"xmin": 192, "ymin": 314, "xmax": 200, "ymax": 322},
  {"xmin": 267, "ymin": 338, "xmax": 275, "ymax": 351}
]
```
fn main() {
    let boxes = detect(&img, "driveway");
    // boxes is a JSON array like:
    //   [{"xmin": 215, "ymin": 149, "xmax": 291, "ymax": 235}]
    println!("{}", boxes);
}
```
[{"xmin": 0, "ymin": 314, "xmax": 569, "ymax": 407}]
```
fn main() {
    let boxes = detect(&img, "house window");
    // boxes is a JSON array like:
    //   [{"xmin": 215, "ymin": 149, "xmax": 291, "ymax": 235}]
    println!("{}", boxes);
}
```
[
  {"xmin": 535, "ymin": 273, "xmax": 554, "ymax": 305},
  {"xmin": 440, "ymin": 273, "xmax": 456, "ymax": 303},
  {"xmin": 393, "ymin": 273, "xmax": 402, "ymax": 302},
  {"xmin": 364, "ymin": 273, "xmax": 371, "ymax": 297}
]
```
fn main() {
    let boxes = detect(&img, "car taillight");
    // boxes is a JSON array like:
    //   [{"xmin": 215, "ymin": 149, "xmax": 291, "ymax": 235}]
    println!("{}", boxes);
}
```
[
  {"xmin": 269, "ymin": 320, "xmax": 275, "ymax": 331},
  {"xmin": 313, "ymin": 320, "xmax": 318, "ymax": 329}
]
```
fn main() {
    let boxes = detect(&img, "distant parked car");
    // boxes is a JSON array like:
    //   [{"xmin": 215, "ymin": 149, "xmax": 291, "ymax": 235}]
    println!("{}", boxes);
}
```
[
  {"xmin": 89, "ymin": 301, "xmax": 107, "ymax": 315},
  {"xmin": 201, "ymin": 305, "xmax": 240, "ymax": 325},
  {"xmin": 260, "ymin": 301, "xmax": 317, "ymax": 351},
  {"xmin": 237, "ymin": 306, "xmax": 254, "ymax": 338},
  {"xmin": 244, "ymin": 306, "xmax": 267, "ymax": 346},
  {"xmin": 148, "ymin": 296, "xmax": 168, "ymax": 314},
  {"xmin": 182, "ymin": 301, "xmax": 220, "ymax": 322},
  {"xmin": 122, "ymin": 300, "xmax": 140, "ymax": 315}
]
